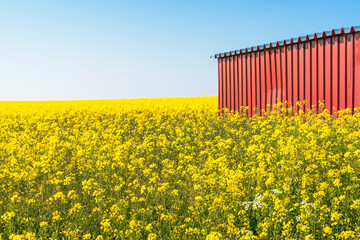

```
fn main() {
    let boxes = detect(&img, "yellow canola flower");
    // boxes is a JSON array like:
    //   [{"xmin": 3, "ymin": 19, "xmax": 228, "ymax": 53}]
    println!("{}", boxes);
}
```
[
  {"xmin": 39, "ymin": 221, "xmax": 48, "ymax": 228},
  {"xmin": 1, "ymin": 212, "xmax": 15, "ymax": 222},
  {"xmin": 206, "ymin": 231, "xmax": 222, "ymax": 240},
  {"xmin": 0, "ymin": 97, "xmax": 359, "ymax": 239},
  {"xmin": 52, "ymin": 211, "xmax": 62, "ymax": 222},
  {"xmin": 323, "ymin": 225, "xmax": 332, "ymax": 235},
  {"xmin": 83, "ymin": 233, "xmax": 91, "ymax": 239},
  {"xmin": 148, "ymin": 233, "xmax": 157, "ymax": 240}
]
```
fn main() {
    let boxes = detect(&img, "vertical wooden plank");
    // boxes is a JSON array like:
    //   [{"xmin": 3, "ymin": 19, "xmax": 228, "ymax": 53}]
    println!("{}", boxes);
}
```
[
  {"xmin": 226, "ymin": 57, "xmax": 231, "ymax": 112},
  {"xmin": 238, "ymin": 55, "xmax": 243, "ymax": 109},
  {"xmin": 311, "ymin": 40, "xmax": 318, "ymax": 111},
  {"xmin": 281, "ymin": 47, "xmax": 287, "ymax": 107},
  {"xmin": 222, "ymin": 57, "xmax": 227, "ymax": 112},
  {"xmin": 247, "ymin": 53, "xmax": 252, "ymax": 115},
  {"xmin": 299, "ymin": 42, "xmax": 305, "ymax": 110},
  {"xmin": 287, "ymin": 45, "xmax": 293, "ymax": 107},
  {"xmin": 332, "ymin": 36, "xmax": 339, "ymax": 113},
  {"xmin": 346, "ymin": 34, "xmax": 354, "ymax": 110},
  {"xmin": 265, "ymin": 50, "xmax": 272, "ymax": 109},
  {"xmin": 230, "ymin": 56, "xmax": 234, "ymax": 112},
  {"xmin": 318, "ymin": 39, "xmax": 325, "ymax": 109},
  {"xmin": 292, "ymin": 44, "xmax": 299, "ymax": 112},
  {"xmin": 325, "ymin": 37, "xmax": 332, "ymax": 113},
  {"xmin": 354, "ymin": 32, "xmax": 360, "ymax": 109},
  {"xmin": 234, "ymin": 56, "xmax": 239, "ymax": 112},
  {"xmin": 256, "ymin": 52, "xmax": 261, "ymax": 113},
  {"xmin": 242, "ymin": 54, "xmax": 247, "ymax": 108},
  {"xmin": 251, "ymin": 52, "xmax": 256, "ymax": 115},
  {"xmin": 339, "ymin": 36, "xmax": 346, "ymax": 111},
  {"xmin": 275, "ymin": 49, "xmax": 282, "ymax": 104},
  {"xmin": 260, "ymin": 51, "xmax": 266, "ymax": 113},
  {"xmin": 305, "ymin": 41, "xmax": 311, "ymax": 111},
  {"xmin": 270, "ymin": 49, "xmax": 277, "ymax": 106}
]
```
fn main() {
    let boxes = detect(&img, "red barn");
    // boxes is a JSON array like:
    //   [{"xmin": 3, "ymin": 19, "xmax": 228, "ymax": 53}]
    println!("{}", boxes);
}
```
[{"xmin": 212, "ymin": 26, "xmax": 360, "ymax": 116}]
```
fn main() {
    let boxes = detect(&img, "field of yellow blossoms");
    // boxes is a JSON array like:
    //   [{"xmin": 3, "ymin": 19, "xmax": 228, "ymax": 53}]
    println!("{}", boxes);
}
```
[{"xmin": 1, "ymin": 96, "xmax": 360, "ymax": 240}]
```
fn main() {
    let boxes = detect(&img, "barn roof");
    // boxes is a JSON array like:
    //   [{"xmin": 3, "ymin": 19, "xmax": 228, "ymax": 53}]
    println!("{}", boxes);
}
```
[{"xmin": 211, "ymin": 26, "xmax": 360, "ymax": 59}]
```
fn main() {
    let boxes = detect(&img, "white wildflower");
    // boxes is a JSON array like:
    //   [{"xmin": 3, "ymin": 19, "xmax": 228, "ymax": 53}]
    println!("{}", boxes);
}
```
[
  {"xmin": 242, "ymin": 194, "xmax": 267, "ymax": 211},
  {"xmin": 255, "ymin": 193, "xmax": 263, "ymax": 201},
  {"xmin": 242, "ymin": 201, "xmax": 252, "ymax": 211},
  {"xmin": 300, "ymin": 199, "xmax": 314, "ymax": 207},
  {"xmin": 271, "ymin": 189, "xmax": 283, "ymax": 194}
]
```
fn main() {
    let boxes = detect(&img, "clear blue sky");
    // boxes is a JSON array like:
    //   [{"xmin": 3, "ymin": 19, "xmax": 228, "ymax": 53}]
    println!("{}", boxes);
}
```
[{"xmin": 1, "ymin": 0, "xmax": 359, "ymax": 100}]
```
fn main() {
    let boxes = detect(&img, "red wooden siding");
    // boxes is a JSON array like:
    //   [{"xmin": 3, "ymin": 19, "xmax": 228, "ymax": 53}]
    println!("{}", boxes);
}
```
[{"xmin": 214, "ymin": 27, "xmax": 360, "ymax": 116}]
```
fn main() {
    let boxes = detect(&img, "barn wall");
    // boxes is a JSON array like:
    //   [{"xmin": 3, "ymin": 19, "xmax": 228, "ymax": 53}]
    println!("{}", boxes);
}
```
[{"xmin": 218, "ymin": 31, "xmax": 360, "ymax": 116}]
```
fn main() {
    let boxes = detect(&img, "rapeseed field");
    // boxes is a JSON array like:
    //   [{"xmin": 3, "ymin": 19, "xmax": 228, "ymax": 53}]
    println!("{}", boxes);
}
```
[{"xmin": 0, "ymin": 97, "xmax": 360, "ymax": 240}]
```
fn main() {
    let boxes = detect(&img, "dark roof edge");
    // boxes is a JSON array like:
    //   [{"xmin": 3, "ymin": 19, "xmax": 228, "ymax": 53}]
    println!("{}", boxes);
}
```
[{"xmin": 211, "ymin": 26, "xmax": 360, "ymax": 59}]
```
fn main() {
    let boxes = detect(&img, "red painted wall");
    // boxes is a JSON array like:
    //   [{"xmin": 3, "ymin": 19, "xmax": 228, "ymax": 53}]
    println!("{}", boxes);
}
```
[{"xmin": 216, "ymin": 28, "xmax": 360, "ymax": 116}]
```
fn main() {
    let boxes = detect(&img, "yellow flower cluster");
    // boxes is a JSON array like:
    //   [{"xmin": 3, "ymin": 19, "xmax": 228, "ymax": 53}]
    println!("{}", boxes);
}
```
[{"xmin": 0, "ymin": 97, "xmax": 360, "ymax": 239}]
